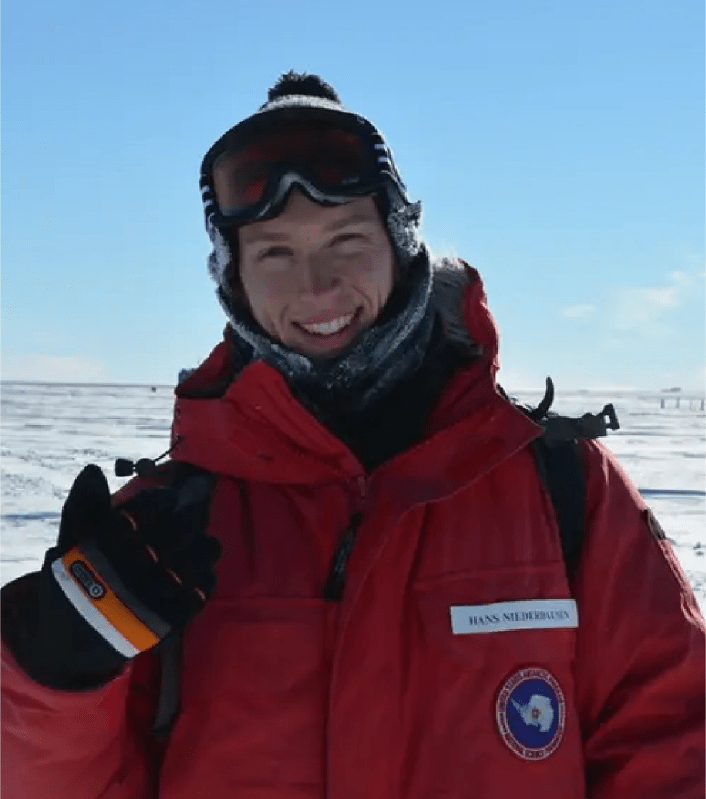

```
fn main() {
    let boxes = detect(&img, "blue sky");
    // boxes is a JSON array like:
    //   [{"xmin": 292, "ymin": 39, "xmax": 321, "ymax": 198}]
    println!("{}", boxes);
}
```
[{"xmin": 2, "ymin": 0, "xmax": 704, "ymax": 391}]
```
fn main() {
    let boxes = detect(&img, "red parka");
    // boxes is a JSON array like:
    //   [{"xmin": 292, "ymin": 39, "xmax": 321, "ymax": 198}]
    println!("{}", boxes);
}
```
[{"xmin": 3, "ymin": 266, "xmax": 704, "ymax": 798}]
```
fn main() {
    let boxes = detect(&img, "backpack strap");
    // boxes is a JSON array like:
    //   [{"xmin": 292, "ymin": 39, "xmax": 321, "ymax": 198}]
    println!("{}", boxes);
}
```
[
  {"xmin": 150, "ymin": 462, "xmax": 217, "ymax": 742},
  {"xmin": 502, "ymin": 377, "xmax": 620, "ymax": 585},
  {"xmin": 530, "ymin": 438, "xmax": 585, "ymax": 583},
  {"xmin": 152, "ymin": 631, "xmax": 184, "ymax": 740}
]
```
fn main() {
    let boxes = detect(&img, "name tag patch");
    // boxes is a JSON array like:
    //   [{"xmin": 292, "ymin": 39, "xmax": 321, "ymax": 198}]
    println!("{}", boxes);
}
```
[{"xmin": 450, "ymin": 599, "xmax": 578, "ymax": 635}]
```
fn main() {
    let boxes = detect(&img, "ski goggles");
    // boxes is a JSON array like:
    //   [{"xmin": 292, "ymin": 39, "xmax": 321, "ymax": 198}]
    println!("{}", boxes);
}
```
[{"xmin": 200, "ymin": 105, "xmax": 410, "ymax": 229}]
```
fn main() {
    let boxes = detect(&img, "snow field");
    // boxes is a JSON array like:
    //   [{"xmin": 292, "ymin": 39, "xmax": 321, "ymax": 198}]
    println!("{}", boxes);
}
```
[{"xmin": 1, "ymin": 383, "xmax": 704, "ymax": 612}]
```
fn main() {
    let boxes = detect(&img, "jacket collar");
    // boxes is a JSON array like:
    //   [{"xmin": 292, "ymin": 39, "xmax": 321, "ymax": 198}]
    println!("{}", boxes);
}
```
[{"xmin": 171, "ymin": 261, "xmax": 541, "ymax": 488}]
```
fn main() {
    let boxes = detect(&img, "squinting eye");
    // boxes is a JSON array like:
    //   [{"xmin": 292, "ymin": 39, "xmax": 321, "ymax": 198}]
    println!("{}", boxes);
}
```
[
  {"xmin": 259, "ymin": 246, "xmax": 291, "ymax": 260},
  {"xmin": 331, "ymin": 234, "xmax": 365, "ymax": 248}
]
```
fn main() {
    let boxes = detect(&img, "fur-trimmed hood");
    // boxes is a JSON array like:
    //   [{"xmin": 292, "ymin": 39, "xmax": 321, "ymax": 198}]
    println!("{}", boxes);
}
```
[{"xmin": 432, "ymin": 258, "xmax": 485, "ymax": 359}]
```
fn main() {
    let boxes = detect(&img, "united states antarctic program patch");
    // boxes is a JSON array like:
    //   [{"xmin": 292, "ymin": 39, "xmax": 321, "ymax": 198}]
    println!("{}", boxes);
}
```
[{"xmin": 496, "ymin": 667, "xmax": 566, "ymax": 761}]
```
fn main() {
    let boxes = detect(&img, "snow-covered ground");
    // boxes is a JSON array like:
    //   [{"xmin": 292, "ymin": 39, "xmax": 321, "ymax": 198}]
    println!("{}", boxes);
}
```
[{"xmin": 1, "ymin": 382, "xmax": 704, "ymax": 612}]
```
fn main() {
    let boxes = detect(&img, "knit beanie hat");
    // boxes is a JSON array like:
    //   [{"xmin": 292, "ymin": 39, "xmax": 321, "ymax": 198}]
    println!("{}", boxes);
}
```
[{"xmin": 201, "ymin": 71, "xmax": 424, "ymax": 323}]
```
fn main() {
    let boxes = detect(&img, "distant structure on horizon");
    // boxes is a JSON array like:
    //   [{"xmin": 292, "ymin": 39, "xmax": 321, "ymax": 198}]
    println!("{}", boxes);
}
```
[{"xmin": 657, "ymin": 388, "xmax": 704, "ymax": 411}]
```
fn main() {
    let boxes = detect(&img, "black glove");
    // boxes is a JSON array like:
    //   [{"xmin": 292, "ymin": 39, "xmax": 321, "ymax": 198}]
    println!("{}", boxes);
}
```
[{"xmin": 21, "ymin": 464, "xmax": 221, "ymax": 689}]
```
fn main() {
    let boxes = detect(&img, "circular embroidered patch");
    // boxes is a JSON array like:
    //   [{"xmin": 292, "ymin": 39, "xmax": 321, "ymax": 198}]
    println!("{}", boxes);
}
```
[{"xmin": 496, "ymin": 667, "xmax": 565, "ymax": 760}]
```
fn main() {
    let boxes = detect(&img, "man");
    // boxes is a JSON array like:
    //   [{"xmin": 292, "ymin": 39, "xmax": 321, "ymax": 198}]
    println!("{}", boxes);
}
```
[{"xmin": 2, "ymin": 71, "xmax": 704, "ymax": 798}]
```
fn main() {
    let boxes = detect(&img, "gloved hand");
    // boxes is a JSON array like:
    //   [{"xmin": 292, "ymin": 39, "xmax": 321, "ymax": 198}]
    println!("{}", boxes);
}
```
[{"xmin": 28, "ymin": 464, "xmax": 221, "ymax": 689}]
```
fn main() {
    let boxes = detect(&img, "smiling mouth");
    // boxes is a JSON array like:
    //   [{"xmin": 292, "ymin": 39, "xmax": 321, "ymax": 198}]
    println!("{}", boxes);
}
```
[{"xmin": 295, "ymin": 310, "xmax": 360, "ymax": 338}]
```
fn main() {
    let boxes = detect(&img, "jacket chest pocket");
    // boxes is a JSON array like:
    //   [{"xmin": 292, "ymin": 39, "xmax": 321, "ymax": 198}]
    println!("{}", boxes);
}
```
[
  {"xmin": 414, "ymin": 564, "xmax": 577, "ymax": 666},
  {"xmin": 399, "ymin": 565, "xmax": 586, "ymax": 799}
]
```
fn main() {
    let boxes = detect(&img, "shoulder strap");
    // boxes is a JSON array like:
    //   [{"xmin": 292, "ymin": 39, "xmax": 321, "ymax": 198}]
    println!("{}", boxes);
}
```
[
  {"xmin": 501, "ymin": 378, "xmax": 620, "ymax": 584},
  {"xmin": 152, "ymin": 632, "xmax": 183, "ymax": 740},
  {"xmin": 530, "ymin": 438, "xmax": 585, "ymax": 583},
  {"xmin": 151, "ymin": 462, "xmax": 217, "ymax": 742}
]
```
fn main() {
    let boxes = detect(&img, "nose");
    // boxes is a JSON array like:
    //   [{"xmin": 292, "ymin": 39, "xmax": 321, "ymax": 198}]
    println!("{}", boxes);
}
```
[{"xmin": 298, "ymin": 254, "xmax": 341, "ymax": 299}]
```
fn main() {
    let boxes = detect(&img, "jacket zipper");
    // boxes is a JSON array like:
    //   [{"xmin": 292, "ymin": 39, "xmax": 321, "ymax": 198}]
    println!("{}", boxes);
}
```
[{"xmin": 323, "ymin": 476, "xmax": 367, "ymax": 602}]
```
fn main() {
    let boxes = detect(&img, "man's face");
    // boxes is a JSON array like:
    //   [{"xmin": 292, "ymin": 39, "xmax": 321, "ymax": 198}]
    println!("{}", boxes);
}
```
[{"xmin": 238, "ymin": 190, "xmax": 396, "ymax": 358}]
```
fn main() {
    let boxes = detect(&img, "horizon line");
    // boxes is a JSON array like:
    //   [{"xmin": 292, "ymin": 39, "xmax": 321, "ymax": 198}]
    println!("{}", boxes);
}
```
[{"xmin": 2, "ymin": 379, "xmax": 704, "ymax": 399}]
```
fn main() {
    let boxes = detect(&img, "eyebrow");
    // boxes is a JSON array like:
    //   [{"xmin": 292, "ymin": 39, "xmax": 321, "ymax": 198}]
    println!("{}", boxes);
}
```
[
  {"xmin": 325, "ymin": 212, "xmax": 378, "ymax": 233},
  {"xmin": 239, "ymin": 230, "xmax": 290, "ymax": 245},
  {"xmin": 240, "ymin": 212, "xmax": 377, "ymax": 246}
]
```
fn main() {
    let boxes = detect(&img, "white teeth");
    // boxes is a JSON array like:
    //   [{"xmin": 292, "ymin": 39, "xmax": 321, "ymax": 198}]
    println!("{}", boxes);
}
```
[{"xmin": 300, "ymin": 314, "xmax": 354, "ymax": 336}]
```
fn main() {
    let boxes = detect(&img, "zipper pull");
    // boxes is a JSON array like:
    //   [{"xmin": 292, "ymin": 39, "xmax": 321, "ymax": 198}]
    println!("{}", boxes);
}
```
[
  {"xmin": 355, "ymin": 474, "xmax": 368, "ymax": 514},
  {"xmin": 323, "ymin": 512, "xmax": 363, "ymax": 602}
]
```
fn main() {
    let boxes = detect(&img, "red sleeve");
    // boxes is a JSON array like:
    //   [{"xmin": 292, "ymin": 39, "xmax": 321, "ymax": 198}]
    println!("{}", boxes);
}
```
[
  {"xmin": 1, "ymin": 637, "xmax": 160, "ymax": 798},
  {"xmin": 0, "ymin": 463, "xmax": 177, "ymax": 799},
  {"xmin": 574, "ymin": 441, "xmax": 705, "ymax": 798}
]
